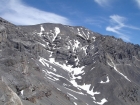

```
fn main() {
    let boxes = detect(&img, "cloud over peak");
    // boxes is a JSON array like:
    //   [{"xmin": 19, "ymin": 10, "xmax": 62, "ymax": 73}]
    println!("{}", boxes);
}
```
[
  {"xmin": 106, "ymin": 15, "xmax": 140, "ymax": 41},
  {"xmin": 109, "ymin": 15, "xmax": 126, "ymax": 26},
  {"xmin": 0, "ymin": 0, "xmax": 71, "ymax": 25}
]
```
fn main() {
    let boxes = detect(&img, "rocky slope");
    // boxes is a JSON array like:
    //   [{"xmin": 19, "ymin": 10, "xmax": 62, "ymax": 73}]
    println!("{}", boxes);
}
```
[{"xmin": 0, "ymin": 17, "xmax": 140, "ymax": 105}]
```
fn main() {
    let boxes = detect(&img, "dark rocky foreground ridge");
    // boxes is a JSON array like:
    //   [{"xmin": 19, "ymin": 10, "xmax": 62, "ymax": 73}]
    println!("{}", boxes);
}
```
[{"xmin": 0, "ymin": 17, "xmax": 140, "ymax": 105}]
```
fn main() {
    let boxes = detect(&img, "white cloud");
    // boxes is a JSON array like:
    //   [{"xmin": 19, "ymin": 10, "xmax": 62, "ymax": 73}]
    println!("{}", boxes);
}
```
[
  {"xmin": 0, "ymin": 0, "xmax": 71, "ymax": 25},
  {"xmin": 106, "ymin": 26, "xmax": 121, "ymax": 35},
  {"xmin": 109, "ymin": 15, "xmax": 125, "ymax": 27},
  {"xmin": 106, "ymin": 15, "xmax": 140, "ymax": 41},
  {"xmin": 135, "ymin": 0, "xmax": 140, "ymax": 8},
  {"xmin": 94, "ymin": 0, "xmax": 111, "ymax": 7}
]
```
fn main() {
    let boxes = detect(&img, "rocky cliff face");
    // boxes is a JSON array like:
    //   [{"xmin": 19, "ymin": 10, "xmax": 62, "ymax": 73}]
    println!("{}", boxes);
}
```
[{"xmin": 0, "ymin": 17, "xmax": 140, "ymax": 105}]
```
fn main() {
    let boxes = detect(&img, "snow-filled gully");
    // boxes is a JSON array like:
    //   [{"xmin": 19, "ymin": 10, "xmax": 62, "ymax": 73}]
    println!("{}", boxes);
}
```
[
  {"xmin": 107, "ymin": 58, "xmax": 131, "ymax": 82},
  {"xmin": 39, "ymin": 57, "xmax": 108, "ymax": 105}
]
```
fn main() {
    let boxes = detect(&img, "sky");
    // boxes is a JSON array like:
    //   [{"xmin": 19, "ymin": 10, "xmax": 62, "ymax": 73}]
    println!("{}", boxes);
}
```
[{"xmin": 0, "ymin": 0, "xmax": 140, "ymax": 45}]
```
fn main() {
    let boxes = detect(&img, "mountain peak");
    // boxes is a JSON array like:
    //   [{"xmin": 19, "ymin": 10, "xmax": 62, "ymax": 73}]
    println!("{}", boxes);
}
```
[{"xmin": 0, "ymin": 18, "xmax": 140, "ymax": 105}]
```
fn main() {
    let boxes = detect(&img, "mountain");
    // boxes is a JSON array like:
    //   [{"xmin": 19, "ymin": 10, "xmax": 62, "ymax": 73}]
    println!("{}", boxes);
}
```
[{"xmin": 0, "ymin": 17, "xmax": 140, "ymax": 105}]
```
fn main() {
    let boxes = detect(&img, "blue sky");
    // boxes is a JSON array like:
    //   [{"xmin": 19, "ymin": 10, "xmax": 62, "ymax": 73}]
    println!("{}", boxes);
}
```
[{"xmin": 0, "ymin": 0, "xmax": 140, "ymax": 45}]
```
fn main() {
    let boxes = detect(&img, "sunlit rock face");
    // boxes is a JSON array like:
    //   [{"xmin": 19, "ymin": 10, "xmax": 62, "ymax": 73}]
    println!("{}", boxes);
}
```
[{"xmin": 0, "ymin": 17, "xmax": 140, "ymax": 105}]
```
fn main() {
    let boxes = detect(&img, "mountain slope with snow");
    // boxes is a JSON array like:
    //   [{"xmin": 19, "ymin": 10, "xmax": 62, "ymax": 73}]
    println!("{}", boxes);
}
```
[{"xmin": 0, "ymin": 17, "xmax": 140, "ymax": 105}]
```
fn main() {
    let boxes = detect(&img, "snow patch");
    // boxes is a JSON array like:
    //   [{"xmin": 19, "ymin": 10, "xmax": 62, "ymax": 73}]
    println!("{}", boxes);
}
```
[
  {"xmin": 82, "ymin": 30, "xmax": 89, "ymax": 40},
  {"xmin": 90, "ymin": 67, "xmax": 95, "ymax": 71},
  {"xmin": 39, "ymin": 57, "xmax": 57, "ymax": 72},
  {"xmin": 81, "ymin": 45, "xmax": 88, "ymax": 56},
  {"xmin": 67, "ymin": 93, "xmax": 78, "ymax": 100},
  {"xmin": 107, "ymin": 58, "xmax": 131, "ymax": 82},
  {"xmin": 64, "ymin": 87, "xmax": 84, "ymax": 95},
  {"xmin": 75, "ymin": 57, "xmax": 80, "ymax": 66},
  {"xmin": 46, "ymin": 50, "xmax": 53, "ymax": 57},
  {"xmin": 69, "ymin": 39, "xmax": 81, "ymax": 53},
  {"xmin": 45, "ymin": 77, "xmax": 56, "ymax": 81},
  {"xmin": 38, "ymin": 25, "xmax": 45, "ymax": 37},
  {"xmin": 41, "ymin": 25, "xmax": 45, "ymax": 31},
  {"xmin": 74, "ymin": 40, "xmax": 80, "ymax": 49},
  {"xmin": 39, "ymin": 58, "xmax": 49, "ymax": 67},
  {"xmin": 43, "ymin": 70, "xmax": 59, "ymax": 81},
  {"xmin": 49, "ymin": 58, "xmax": 85, "ymax": 76},
  {"xmin": 42, "ymin": 68, "xmax": 69, "ymax": 81},
  {"xmin": 54, "ymin": 27, "xmax": 60, "ymax": 35},
  {"xmin": 73, "ymin": 102, "xmax": 77, "ymax": 105},
  {"xmin": 100, "ymin": 76, "xmax": 110, "ymax": 84},
  {"xmin": 39, "ymin": 57, "xmax": 72, "ymax": 81},
  {"xmin": 52, "ymin": 27, "xmax": 60, "ymax": 42},
  {"xmin": 70, "ymin": 80, "xmax": 100, "ymax": 100},
  {"xmin": 77, "ymin": 28, "xmax": 86, "ymax": 39},
  {"xmin": 57, "ymin": 88, "xmax": 61, "ymax": 91},
  {"xmin": 21, "ymin": 90, "xmax": 24, "ymax": 96},
  {"xmin": 93, "ymin": 98, "xmax": 108, "ymax": 105},
  {"xmin": 92, "ymin": 37, "xmax": 96, "ymax": 41},
  {"xmin": 38, "ymin": 42, "xmax": 46, "ymax": 47}
]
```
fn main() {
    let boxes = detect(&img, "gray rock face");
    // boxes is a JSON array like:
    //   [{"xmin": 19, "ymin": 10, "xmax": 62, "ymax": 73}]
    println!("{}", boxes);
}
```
[{"xmin": 0, "ymin": 17, "xmax": 140, "ymax": 105}]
